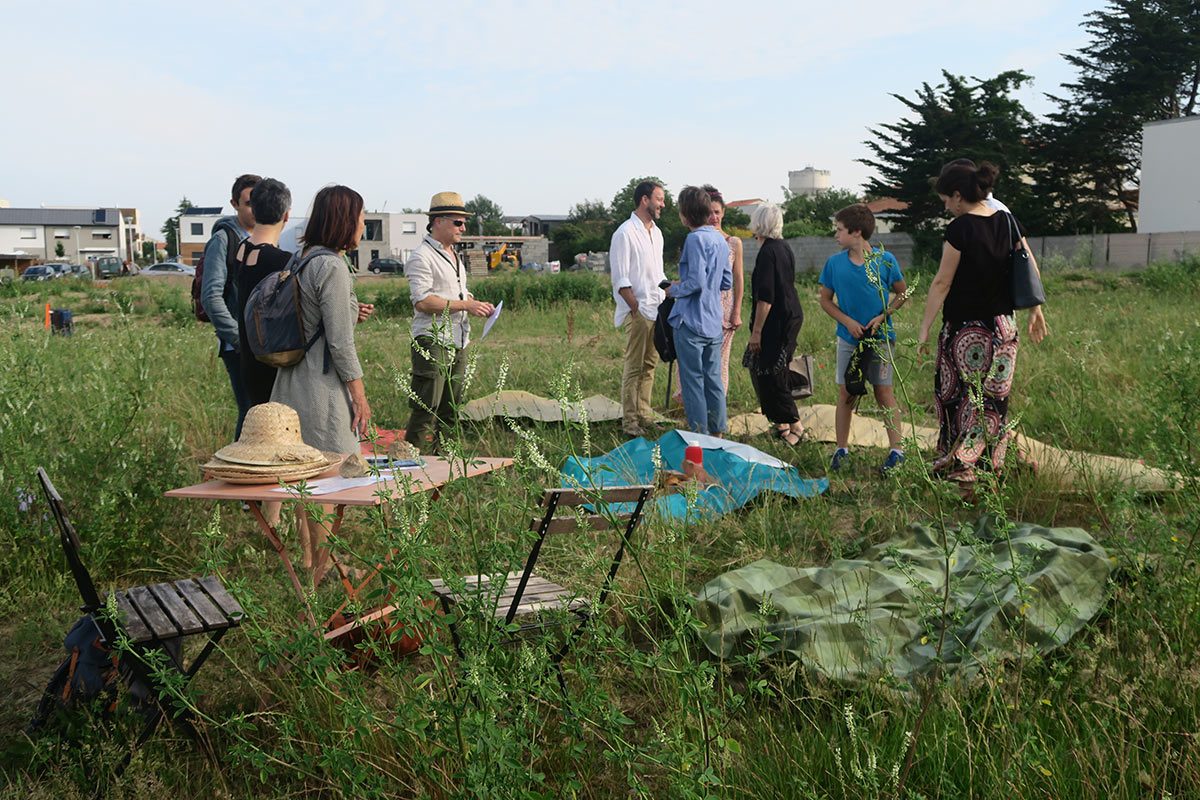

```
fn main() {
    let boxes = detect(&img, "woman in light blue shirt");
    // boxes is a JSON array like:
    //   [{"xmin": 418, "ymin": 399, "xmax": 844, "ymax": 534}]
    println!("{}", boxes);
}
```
[{"xmin": 668, "ymin": 186, "xmax": 732, "ymax": 435}]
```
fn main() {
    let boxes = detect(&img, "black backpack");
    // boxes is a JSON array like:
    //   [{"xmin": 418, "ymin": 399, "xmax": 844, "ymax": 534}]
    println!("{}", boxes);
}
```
[
  {"xmin": 27, "ymin": 614, "xmax": 177, "ymax": 734},
  {"xmin": 242, "ymin": 247, "xmax": 329, "ymax": 368},
  {"xmin": 192, "ymin": 218, "xmax": 242, "ymax": 323},
  {"xmin": 653, "ymin": 296, "xmax": 677, "ymax": 363}
]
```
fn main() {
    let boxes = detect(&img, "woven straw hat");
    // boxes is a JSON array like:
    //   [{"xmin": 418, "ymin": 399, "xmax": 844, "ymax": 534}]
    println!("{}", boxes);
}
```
[
  {"xmin": 214, "ymin": 403, "xmax": 326, "ymax": 466},
  {"xmin": 203, "ymin": 451, "xmax": 343, "ymax": 484},
  {"xmin": 427, "ymin": 191, "xmax": 472, "ymax": 217}
]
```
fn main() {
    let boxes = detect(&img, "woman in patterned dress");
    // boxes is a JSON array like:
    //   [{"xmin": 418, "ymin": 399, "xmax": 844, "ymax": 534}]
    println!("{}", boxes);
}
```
[{"xmin": 917, "ymin": 161, "xmax": 1048, "ymax": 481}]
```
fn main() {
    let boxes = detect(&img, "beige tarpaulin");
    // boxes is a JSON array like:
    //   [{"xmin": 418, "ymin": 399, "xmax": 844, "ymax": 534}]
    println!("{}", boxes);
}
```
[
  {"xmin": 728, "ymin": 405, "xmax": 1182, "ymax": 494},
  {"xmin": 461, "ymin": 390, "xmax": 631, "ymax": 423}
]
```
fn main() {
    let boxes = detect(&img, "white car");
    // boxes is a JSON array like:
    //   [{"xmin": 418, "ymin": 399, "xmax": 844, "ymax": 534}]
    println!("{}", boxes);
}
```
[{"xmin": 143, "ymin": 262, "xmax": 196, "ymax": 277}]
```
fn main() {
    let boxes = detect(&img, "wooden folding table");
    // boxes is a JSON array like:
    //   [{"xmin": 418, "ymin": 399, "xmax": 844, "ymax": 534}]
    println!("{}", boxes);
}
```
[{"xmin": 166, "ymin": 456, "xmax": 513, "ymax": 627}]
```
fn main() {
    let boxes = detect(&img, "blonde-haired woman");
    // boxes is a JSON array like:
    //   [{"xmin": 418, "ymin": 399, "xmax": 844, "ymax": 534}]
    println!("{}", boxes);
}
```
[{"xmin": 743, "ymin": 203, "xmax": 805, "ymax": 444}]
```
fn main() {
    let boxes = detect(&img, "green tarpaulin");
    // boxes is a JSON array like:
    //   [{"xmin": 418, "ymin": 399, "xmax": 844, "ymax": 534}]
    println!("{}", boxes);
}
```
[{"xmin": 695, "ymin": 518, "xmax": 1112, "ymax": 682}]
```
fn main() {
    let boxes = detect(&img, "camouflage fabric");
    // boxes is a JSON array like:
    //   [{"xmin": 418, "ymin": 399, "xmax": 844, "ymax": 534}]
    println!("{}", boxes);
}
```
[{"xmin": 694, "ymin": 518, "xmax": 1111, "ymax": 682}]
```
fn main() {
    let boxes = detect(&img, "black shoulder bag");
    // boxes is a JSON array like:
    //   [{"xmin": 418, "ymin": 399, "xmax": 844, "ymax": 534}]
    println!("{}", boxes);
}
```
[{"xmin": 1006, "ymin": 212, "xmax": 1046, "ymax": 310}]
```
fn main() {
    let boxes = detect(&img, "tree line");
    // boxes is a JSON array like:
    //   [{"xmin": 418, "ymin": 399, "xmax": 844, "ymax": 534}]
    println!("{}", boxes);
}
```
[{"xmin": 862, "ymin": 0, "xmax": 1199, "ymax": 257}]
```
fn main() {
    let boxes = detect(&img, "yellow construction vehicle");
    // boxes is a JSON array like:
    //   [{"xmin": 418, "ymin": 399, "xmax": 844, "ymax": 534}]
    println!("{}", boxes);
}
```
[{"xmin": 485, "ymin": 242, "xmax": 520, "ymax": 271}]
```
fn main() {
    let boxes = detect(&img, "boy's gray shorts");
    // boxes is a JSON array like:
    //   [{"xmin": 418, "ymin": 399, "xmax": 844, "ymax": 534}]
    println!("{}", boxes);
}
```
[{"xmin": 835, "ymin": 337, "xmax": 894, "ymax": 387}]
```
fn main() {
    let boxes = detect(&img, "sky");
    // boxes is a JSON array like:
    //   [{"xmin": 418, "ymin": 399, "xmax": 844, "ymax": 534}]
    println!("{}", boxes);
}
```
[{"xmin": 1, "ymin": 0, "xmax": 1101, "ymax": 238}]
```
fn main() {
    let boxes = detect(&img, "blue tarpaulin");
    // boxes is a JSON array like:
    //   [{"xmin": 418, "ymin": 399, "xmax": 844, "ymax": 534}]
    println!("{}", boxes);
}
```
[{"xmin": 561, "ymin": 430, "xmax": 828, "ymax": 521}]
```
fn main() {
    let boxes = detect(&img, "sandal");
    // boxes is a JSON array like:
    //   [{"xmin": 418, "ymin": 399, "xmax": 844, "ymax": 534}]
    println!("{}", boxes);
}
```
[{"xmin": 772, "ymin": 428, "xmax": 802, "ymax": 446}]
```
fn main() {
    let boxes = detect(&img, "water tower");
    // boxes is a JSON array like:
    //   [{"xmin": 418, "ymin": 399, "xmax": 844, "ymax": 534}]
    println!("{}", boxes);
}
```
[{"xmin": 788, "ymin": 167, "xmax": 831, "ymax": 196}]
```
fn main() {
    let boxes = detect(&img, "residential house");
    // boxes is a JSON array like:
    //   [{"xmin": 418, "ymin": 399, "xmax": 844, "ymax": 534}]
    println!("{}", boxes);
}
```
[
  {"xmin": 178, "ymin": 207, "xmax": 225, "ymax": 265},
  {"xmin": 726, "ymin": 198, "xmax": 766, "ymax": 219},
  {"xmin": 0, "ymin": 207, "xmax": 134, "ymax": 270},
  {"xmin": 184, "ymin": 209, "xmax": 427, "ymax": 270},
  {"xmin": 865, "ymin": 197, "xmax": 908, "ymax": 234},
  {"xmin": 352, "ymin": 212, "xmax": 426, "ymax": 269},
  {"xmin": 521, "ymin": 214, "xmax": 569, "ymax": 237}
]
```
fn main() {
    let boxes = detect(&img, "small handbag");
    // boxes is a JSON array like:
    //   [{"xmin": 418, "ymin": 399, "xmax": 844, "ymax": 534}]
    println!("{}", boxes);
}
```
[
  {"xmin": 787, "ymin": 354, "xmax": 815, "ymax": 399},
  {"xmin": 843, "ymin": 343, "xmax": 875, "ymax": 397},
  {"xmin": 1006, "ymin": 212, "xmax": 1046, "ymax": 310}
]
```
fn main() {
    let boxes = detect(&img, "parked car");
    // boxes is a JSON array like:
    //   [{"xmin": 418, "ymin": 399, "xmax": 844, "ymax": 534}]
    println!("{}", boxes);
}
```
[
  {"xmin": 368, "ymin": 257, "xmax": 405, "ymax": 275},
  {"xmin": 95, "ymin": 256, "xmax": 123, "ymax": 279},
  {"xmin": 21, "ymin": 265, "xmax": 58, "ymax": 282},
  {"xmin": 143, "ymin": 261, "xmax": 196, "ymax": 277},
  {"xmin": 56, "ymin": 263, "xmax": 91, "ymax": 279}
]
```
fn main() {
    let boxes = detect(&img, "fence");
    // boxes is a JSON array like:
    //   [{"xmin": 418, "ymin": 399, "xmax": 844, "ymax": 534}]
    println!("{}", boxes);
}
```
[
  {"xmin": 1026, "ymin": 231, "xmax": 1200, "ymax": 270},
  {"xmin": 742, "ymin": 233, "xmax": 914, "ymax": 273}
]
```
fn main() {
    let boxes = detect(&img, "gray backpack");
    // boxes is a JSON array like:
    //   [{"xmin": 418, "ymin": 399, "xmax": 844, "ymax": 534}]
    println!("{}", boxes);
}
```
[{"xmin": 243, "ymin": 247, "xmax": 329, "ymax": 368}]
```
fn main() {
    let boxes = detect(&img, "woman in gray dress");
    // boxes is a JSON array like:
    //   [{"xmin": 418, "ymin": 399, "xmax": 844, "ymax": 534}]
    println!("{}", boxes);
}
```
[{"xmin": 271, "ymin": 184, "xmax": 375, "ymax": 582}]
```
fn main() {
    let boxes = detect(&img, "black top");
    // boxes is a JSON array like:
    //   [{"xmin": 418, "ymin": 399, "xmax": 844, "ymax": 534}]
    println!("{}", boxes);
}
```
[
  {"xmin": 942, "ymin": 212, "xmax": 1020, "ymax": 322},
  {"xmin": 749, "ymin": 238, "xmax": 804, "ymax": 369},
  {"xmin": 235, "ymin": 241, "xmax": 293, "ymax": 340},
  {"xmin": 235, "ymin": 241, "xmax": 293, "ymax": 405}
]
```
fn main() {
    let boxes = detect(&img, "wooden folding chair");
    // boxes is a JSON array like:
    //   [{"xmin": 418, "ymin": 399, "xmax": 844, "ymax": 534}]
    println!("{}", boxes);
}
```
[
  {"xmin": 429, "ymin": 484, "xmax": 653, "ymax": 680},
  {"xmin": 33, "ymin": 468, "xmax": 243, "ymax": 755}
]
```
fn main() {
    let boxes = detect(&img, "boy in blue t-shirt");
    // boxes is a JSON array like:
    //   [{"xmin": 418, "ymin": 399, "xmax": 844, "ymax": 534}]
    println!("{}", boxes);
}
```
[{"xmin": 817, "ymin": 204, "xmax": 909, "ymax": 476}]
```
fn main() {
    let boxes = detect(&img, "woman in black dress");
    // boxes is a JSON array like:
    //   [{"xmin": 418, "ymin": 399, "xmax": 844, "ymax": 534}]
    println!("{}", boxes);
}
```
[
  {"xmin": 743, "ymin": 203, "xmax": 805, "ymax": 444},
  {"xmin": 235, "ymin": 177, "xmax": 293, "ymax": 406},
  {"xmin": 918, "ymin": 161, "xmax": 1048, "ymax": 481}
]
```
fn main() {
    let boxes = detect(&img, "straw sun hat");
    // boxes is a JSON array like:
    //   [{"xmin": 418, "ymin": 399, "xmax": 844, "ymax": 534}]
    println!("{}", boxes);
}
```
[
  {"xmin": 427, "ymin": 191, "xmax": 472, "ymax": 217},
  {"xmin": 205, "ymin": 403, "xmax": 340, "ymax": 484}
]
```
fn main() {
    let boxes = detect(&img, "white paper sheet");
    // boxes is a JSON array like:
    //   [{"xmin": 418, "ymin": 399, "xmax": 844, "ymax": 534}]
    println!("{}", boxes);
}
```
[
  {"xmin": 481, "ymin": 300, "xmax": 503, "ymax": 338},
  {"xmin": 268, "ymin": 468, "xmax": 418, "ymax": 496},
  {"xmin": 676, "ymin": 431, "xmax": 789, "ymax": 469}
]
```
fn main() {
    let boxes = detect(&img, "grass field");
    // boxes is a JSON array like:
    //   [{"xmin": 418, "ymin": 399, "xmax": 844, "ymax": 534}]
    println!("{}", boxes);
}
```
[{"xmin": 0, "ymin": 260, "xmax": 1198, "ymax": 798}]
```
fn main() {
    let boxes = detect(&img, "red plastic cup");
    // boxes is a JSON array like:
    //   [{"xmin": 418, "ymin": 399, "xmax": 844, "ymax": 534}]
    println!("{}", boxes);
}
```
[{"xmin": 684, "ymin": 445, "xmax": 704, "ymax": 465}]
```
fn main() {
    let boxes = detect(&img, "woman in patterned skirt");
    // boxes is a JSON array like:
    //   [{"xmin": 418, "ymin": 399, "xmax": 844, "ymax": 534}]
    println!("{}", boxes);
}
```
[{"xmin": 918, "ymin": 161, "xmax": 1048, "ymax": 481}]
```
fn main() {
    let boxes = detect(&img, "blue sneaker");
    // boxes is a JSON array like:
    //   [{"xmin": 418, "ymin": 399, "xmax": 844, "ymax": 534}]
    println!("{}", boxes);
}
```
[
  {"xmin": 880, "ymin": 450, "xmax": 905, "ymax": 477},
  {"xmin": 830, "ymin": 448, "xmax": 850, "ymax": 472}
]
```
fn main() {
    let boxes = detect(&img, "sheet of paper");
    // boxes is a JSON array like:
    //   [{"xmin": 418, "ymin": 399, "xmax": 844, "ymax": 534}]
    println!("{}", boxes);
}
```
[
  {"xmin": 481, "ymin": 300, "xmax": 503, "ymax": 339},
  {"xmin": 268, "ymin": 470, "xmax": 414, "ymax": 496}
]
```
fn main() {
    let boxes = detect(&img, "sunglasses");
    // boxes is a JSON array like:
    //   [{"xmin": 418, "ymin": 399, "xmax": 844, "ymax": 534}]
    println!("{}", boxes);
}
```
[{"xmin": 447, "ymin": 219, "xmax": 467, "ymax": 228}]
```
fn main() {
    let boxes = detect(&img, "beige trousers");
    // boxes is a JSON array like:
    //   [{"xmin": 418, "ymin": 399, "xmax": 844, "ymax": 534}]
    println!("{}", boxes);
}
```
[{"xmin": 621, "ymin": 313, "xmax": 659, "ymax": 430}]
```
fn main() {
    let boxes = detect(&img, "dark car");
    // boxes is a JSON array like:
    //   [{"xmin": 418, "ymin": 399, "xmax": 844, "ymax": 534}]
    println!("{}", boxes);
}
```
[
  {"xmin": 368, "ymin": 257, "xmax": 404, "ymax": 274},
  {"xmin": 96, "ymin": 256, "xmax": 123, "ymax": 279},
  {"xmin": 21, "ymin": 265, "xmax": 57, "ymax": 281}
]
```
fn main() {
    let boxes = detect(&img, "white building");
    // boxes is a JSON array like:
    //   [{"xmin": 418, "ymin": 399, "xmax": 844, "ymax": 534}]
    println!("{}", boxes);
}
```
[
  {"xmin": 788, "ymin": 167, "xmax": 831, "ymax": 196},
  {"xmin": 0, "ymin": 207, "xmax": 133, "ymax": 264},
  {"xmin": 1139, "ymin": 116, "xmax": 1200, "ymax": 234},
  {"xmin": 183, "ymin": 208, "xmax": 427, "ymax": 269},
  {"xmin": 178, "ymin": 207, "xmax": 225, "ymax": 265}
]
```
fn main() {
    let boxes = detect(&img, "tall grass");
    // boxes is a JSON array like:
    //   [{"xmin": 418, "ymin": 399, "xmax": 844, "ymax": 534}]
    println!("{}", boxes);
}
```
[{"xmin": 0, "ymin": 264, "xmax": 1197, "ymax": 797}]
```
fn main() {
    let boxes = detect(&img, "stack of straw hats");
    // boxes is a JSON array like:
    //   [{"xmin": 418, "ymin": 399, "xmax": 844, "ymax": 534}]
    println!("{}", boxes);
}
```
[{"xmin": 203, "ymin": 403, "xmax": 341, "ymax": 484}]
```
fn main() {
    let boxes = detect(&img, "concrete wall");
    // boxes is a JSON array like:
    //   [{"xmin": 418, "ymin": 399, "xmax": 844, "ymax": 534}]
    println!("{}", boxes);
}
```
[
  {"xmin": 1140, "ymin": 116, "xmax": 1200, "ymax": 234},
  {"xmin": 1024, "ymin": 231, "xmax": 1200, "ymax": 270},
  {"xmin": 742, "ymin": 233, "xmax": 915, "ymax": 273}
]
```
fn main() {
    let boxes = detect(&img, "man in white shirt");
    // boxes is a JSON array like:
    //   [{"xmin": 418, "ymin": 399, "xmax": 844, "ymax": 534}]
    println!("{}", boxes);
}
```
[
  {"xmin": 610, "ymin": 180, "xmax": 667, "ymax": 437},
  {"xmin": 404, "ymin": 191, "xmax": 495, "ymax": 452}
]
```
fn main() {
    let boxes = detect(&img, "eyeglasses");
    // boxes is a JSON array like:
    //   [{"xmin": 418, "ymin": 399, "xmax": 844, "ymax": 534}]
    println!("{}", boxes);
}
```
[{"xmin": 448, "ymin": 219, "xmax": 467, "ymax": 228}]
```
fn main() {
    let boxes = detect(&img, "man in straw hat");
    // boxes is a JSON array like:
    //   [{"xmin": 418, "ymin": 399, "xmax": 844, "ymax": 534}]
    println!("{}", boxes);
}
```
[{"xmin": 404, "ymin": 192, "xmax": 495, "ymax": 452}]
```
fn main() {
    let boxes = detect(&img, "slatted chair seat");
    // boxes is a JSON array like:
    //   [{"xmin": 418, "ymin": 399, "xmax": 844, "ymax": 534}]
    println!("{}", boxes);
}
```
[
  {"xmin": 432, "ymin": 484, "xmax": 653, "ymax": 684},
  {"xmin": 112, "ymin": 576, "xmax": 243, "ymax": 646},
  {"xmin": 33, "ymin": 467, "xmax": 243, "ymax": 773},
  {"xmin": 429, "ymin": 572, "xmax": 588, "ymax": 627}
]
